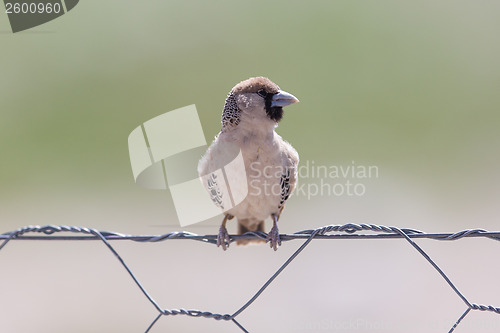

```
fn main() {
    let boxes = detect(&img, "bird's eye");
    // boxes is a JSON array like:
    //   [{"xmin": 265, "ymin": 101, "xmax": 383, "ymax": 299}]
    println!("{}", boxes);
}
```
[{"xmin": 257, "ymin": 89, "xmax": 268, "ymax": 98}]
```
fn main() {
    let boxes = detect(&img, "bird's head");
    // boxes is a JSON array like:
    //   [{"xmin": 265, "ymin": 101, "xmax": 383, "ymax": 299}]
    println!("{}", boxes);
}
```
[{"xmin": 221, "ymin": 77, "xmax": 299, "ymax": 131}]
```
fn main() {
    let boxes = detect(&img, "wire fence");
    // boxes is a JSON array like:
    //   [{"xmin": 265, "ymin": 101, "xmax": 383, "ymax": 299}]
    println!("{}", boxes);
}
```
[{"xmin": 1, "ymin": 223, "xmax": 499, "ymax": 332}]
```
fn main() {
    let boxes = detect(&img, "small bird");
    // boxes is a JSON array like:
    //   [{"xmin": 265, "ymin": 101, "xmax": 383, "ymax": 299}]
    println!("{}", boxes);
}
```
[{"xmin": 198, "ymin": 77, "xmax": 299, "ymax": 251}]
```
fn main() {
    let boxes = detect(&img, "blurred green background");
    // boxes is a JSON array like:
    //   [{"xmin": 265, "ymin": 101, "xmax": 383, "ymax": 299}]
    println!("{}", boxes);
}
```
[{"xmin": 1, "ymin": 1, "xmax": 499, "ymax": 332}]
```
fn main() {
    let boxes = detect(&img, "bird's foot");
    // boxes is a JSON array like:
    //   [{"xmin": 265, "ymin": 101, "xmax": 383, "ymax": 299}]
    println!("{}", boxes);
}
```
[
  {"xmin": 266, "ymin": 225, "xmax": 282, "ymax": 251},
  {"xmin": 217, "ymin": 225, "xmax": 231, "ymax": 251}
]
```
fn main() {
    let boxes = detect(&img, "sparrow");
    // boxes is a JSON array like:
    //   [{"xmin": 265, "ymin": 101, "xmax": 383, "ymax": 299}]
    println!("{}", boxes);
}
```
[{"xmin": 198, "ymin": 77, "xmax": 299, "ymax": 251}]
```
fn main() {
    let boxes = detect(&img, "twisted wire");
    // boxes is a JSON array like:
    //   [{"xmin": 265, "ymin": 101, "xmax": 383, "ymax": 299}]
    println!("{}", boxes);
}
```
[{"xmin": 1, "ymin": 223, "xmax": 499, "ymax": 332}]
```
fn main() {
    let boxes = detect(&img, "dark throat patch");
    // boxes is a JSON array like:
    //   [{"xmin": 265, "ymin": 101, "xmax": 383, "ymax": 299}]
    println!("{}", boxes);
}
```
[{"xmin": 265, "ymin": 93, "xmax": 284, "ymax": 122}]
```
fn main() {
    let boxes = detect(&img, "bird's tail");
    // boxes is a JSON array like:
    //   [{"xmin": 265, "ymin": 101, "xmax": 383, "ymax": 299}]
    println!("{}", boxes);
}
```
[{"xmin": 237, "ymin": 219, "xmax": 265, "ymax": 245}]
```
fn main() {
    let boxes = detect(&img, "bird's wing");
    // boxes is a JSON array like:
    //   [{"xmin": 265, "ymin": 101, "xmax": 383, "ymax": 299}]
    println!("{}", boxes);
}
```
[{"xmin": 206, "ymin": 172, "xmax": 225, "ymax": 210}]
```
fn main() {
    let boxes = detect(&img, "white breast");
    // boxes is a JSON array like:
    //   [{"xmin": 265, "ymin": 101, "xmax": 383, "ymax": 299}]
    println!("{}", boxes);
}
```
[{"xmin": 198, "ymin": 128, "xmax": 298, "ymax": 221}]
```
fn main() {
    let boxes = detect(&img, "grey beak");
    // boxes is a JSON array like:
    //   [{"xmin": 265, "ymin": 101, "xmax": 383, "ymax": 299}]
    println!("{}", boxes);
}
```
[{"xmin": 271, "ymin": 90, "xmax": 299, "ymax": 108}]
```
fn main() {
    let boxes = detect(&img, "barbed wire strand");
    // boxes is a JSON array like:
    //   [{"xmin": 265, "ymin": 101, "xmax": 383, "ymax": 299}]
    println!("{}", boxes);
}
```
[{"xmin": 1, "ymin": 223, "xmax": 499, "ymax": 332}]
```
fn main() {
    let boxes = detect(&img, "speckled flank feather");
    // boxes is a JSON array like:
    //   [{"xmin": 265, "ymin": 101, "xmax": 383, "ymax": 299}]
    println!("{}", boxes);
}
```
[
  {"xmin": 279, "ymin": 167, "xmax": 292, "ymax": 209},
  {"xmin": 207, "ymin": 173, "xmax": 224, "ymax": 210}
]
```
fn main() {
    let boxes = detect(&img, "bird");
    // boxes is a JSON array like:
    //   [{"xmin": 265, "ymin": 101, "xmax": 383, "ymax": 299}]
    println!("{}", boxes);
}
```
[{"xmin": 198, "ymin": 77, "xmax": 299, "ymax": 251}]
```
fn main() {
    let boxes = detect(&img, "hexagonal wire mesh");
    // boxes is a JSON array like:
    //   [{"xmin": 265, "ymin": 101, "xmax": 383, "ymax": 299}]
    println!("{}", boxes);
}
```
[{"xmin": 1, "ymin": 223, "xmax": 499, "ymax": 332}]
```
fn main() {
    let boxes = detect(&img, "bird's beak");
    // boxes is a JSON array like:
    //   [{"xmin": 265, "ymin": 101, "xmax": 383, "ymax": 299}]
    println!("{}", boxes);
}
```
[{"xmin": 271, "ymin": 90, "xmax": 299, "ymax": 108}]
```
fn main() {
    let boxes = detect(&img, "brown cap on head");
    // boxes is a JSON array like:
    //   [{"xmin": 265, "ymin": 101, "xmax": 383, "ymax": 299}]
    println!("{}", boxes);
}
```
[{"xmin": 232, "ymin": 77, "xmax": 280, "ymax": 95}]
